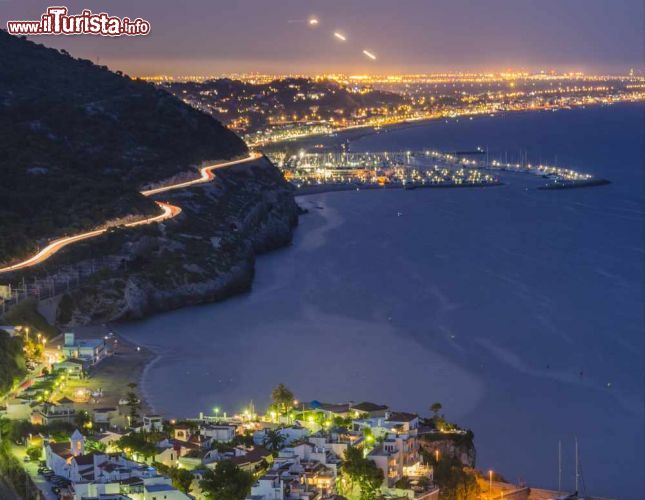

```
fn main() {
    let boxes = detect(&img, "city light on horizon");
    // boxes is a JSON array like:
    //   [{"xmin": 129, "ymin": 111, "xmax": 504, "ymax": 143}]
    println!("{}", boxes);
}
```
[{"xmin": 3, "ymin": 0, "xmax": 638, "ymax": 76}]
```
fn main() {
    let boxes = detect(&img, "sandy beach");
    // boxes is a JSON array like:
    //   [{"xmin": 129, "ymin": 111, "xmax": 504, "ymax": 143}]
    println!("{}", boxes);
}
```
[{"xmin": 47, "ymin": 323, "xmax": 155, "ymax": 418}]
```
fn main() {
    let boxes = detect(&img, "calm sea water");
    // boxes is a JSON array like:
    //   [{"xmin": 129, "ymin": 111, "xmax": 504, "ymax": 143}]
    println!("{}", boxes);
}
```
[{"xmin": 120, "ymin": 104, "xmax": 644, "ymax": 498}]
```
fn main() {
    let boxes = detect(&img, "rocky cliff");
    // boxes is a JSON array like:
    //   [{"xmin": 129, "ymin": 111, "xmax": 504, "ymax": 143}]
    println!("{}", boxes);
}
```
[
  {"xmin": 419, "ymin": 431, "xmax": 477, "ymax": 468},
  {"xmin": 50, "ymin": 155, "xmax": 299, "ymax": 325}
]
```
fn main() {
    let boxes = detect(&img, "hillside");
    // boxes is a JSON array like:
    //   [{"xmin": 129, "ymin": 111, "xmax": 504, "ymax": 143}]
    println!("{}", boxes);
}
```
[
  {"xmin": 163, "ymin": 77, "xmax": 406, "ymax": 133},
  {"xmin": 0, "ymin": 330, "xmax": 25, "ymax": 396},
  {"xmin": 0, "ymin": 30, "xmax": 247, "ymax": 264}
]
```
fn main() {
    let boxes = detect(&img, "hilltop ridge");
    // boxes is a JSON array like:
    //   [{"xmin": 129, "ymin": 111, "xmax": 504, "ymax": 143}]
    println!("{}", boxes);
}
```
[{"xmin": 0, "ymin": 30, "xmax": 247, "ymax": 263}]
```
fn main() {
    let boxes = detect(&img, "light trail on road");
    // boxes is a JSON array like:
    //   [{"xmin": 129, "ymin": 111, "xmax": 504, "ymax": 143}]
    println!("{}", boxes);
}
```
[
  {"xmin": 141, "ymin": 152, "xmax": 262, "ymax": 196},
  {"xmin": 0, "ymin": 152, "xmax": 262, "ymax": 274}
]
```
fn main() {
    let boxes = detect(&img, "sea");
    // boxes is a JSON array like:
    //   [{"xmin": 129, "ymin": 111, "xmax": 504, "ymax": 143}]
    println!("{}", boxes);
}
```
[{"xmin": 119, "ymin": 103, "xmax": 644, "ymax": 498}]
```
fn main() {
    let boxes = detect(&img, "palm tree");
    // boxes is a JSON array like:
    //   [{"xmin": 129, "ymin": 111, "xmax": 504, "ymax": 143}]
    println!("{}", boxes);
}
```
[{"xmin": 262, "ymin": 429, "xmax": 285, "ymax": 452}]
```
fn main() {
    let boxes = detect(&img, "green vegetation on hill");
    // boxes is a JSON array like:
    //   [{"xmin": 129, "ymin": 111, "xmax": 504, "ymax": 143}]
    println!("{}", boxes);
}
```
[
  {"xmin": 0, "ymin": 330, "xmax": 25, "ymax": 396},
  {"xmin": 0, "ymin": 30, "xmax": 247, "ymax": 264},
  {"xmin": 2, "ymin": 298, "xmax": 58, "ymax": 339}
]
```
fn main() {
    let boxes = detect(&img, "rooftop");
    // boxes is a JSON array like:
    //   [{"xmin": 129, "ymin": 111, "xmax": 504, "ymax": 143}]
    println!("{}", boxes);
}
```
[
  {"xmin": 368, "ymin": 445, "xmax": 395, "ymax": 457},
  {"xmin": 75, "ymin": 453, "xmax": 98, "ymax": 466},
  {"xmin": 350, "ymin": 402, "xmax": 389, "ymax": 412},
  {"xmin": 229, "ymin": 446, "xmax": 271, "ymax": 466},
  {"xmin": 319, "ymin": 403, "xmax": 351, "ymax": 414},
  {"xmin": 386, "ymin": 411, "xmax": 418, "ymax": 423},
  {"xmin": 145, "ymin": 484, "xmax": 176, "ymax": 492},
  {"xmin": 65, "ymin": 338, "xmax": 104, "ymax": 349},
  {"xmin": 49, "ymin": 442, "xmax": 72, "ymax": 459}
]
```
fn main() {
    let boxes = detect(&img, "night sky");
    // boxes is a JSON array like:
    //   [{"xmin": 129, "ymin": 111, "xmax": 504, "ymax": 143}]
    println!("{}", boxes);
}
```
[{"xmin": 2, "ymin": 0, "xmax": 643, "ymax": 75}]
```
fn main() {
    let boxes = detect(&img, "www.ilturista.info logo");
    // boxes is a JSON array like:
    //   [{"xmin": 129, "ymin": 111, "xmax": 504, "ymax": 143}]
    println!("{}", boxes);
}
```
[{"xmin": 6, "ymin": 6, "xmax": 151, "ymax": 36}]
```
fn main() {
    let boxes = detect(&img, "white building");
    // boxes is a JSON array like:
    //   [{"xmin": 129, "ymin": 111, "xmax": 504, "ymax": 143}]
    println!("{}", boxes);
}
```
[
  {"xmin": 142, "ymin": 414, "xmax": 164, "ymax": 432},
  {"xmin": 62, "ymin": 332, "xmax": 106, "ymax": 365},
  {"xmin": 201, "ymin": 423, "xmax": 236, "ymax": 442},
  {"xmin": 142, "ymin": 477, "xmax": 191, "ymax": 500},
  {"xmin": 354, "ymin": 411, "xmax": 426, "ymax": 488},
  {"xmin": 72, "ymin": 475, "xmax": 190, "ymax": 500},
  {"xmin": 253, "ymin": 425, "xmax": 309, "ymax": 447},
  {"xmin": 248, "ymin": 473, "xmax": 284, "ymax": 500},
  {"xmin": 5, "ymin": 398, "xmax": 31, "ymax": 420},
  {"xmin": 44, "ymin": 429, "xmax": 86, "ymax": 477}
]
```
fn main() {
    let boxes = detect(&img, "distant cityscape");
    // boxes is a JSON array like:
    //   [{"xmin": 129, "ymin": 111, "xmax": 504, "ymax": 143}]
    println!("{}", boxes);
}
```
[{"xmin": 142, "ymin": 72, "xmax": 645, "ymax": 146}]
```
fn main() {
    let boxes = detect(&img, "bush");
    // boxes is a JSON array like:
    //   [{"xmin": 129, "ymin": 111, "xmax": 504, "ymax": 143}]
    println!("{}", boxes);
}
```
[{"xmin": 0, "ymin": 330, "xmax": 26, "ymax": 396}]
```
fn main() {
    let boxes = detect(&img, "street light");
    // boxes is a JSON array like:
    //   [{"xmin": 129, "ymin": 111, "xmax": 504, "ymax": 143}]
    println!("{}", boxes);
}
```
[{"xmin": 489, "ymin": 470, "xmax": 493, "ymax": 498}]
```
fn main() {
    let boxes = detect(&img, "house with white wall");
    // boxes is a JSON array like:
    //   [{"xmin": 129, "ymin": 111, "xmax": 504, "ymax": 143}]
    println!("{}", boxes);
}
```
[
  {"xmin": 200, "ymin": 423, "xmax": 236, "ymax": 442},
  {"xmin": 253, "ymin": 425, "xmax": 309, "ymax": 447},
  {"xmin": 62, "ymin": 332, "xmax": 106, "ymax": 366}
]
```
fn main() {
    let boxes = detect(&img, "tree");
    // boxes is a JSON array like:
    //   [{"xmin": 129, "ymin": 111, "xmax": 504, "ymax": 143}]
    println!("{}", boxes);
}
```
[
  {"xmin": 199, "ymin": 460, "xmax": 254, "ymax": 500},
  {"xmin": 125, "ymin": 382, "xmax": 140, "ymax": 424},
  {"xmin": 85, "ymin": 439, "xmax": 106, "ymax": 454},
  {"xmin": 231, "ymin": 433, "xmax": 254, "ymax": 448},
  {"xmin": 26, "ymin": 445, "xmax": 42, "ymax": 462},
  {"xmin": 74, "ymin": 410, "xmax": 91, "ymax": 428},
  {"xmin": 0, "ymin": 331, "xmax": 26, "ymax": 396},
  {"xmin": 341, "ymin": 446, "xmax": 384, "ymax": 500},
  {"xmin": 270, "ymin": 383, "xmax": 294, "ymax": 414},
  {"xmin": 117, "ymin": 433, "xmax": 156, "ymax": 462},
  {"xmin": 430, "ymin": 402, "xmax": 442, "ymax": 417},
  {"xmin": 169, "ymin": 467, "xmax": 194, "ymax": 494},
  {"xmin": 433, "ymin": 456, "xmax": 480, "ymax": 500},
  {"xmin": 417, "ymin": 476, "xmax": 432, "ymax": 490},
  {"xmin": 394, "ymin": 476, "xmax": 411, "ymax": 489},
  {"xmin": 262, "ymin": 429, "xmax": 285, "ymax": 452}
]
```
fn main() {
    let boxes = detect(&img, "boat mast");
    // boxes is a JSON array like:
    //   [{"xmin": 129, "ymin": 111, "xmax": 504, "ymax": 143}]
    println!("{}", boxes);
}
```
[
  {"xmin": 558, "ymin": 440, "xmax": 562, "ymax": 494},
  {"xmin": 575, "ymin": 437, "xmax": 580, "ymax": 494}
]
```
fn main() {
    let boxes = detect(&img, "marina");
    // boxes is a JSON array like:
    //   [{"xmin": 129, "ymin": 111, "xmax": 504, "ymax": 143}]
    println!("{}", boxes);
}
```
[{"xmin": 269, "ymin": 148, "xmax": 605, "ymax": 192}]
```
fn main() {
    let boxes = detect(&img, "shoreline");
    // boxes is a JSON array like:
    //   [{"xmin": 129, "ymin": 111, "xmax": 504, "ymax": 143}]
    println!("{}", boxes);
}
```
[
  {"xmin": 48, "ymin": 322, "xmax": 156, "ymax": 416},
  {"xmin": 85, "ymin": 105, "xmax": 622, "ymax": 413},
  {"xmin": 261, "ymin": 100, "xmax": 642, "ymax": 151},
  {"xmin": 132, "ymin": 330, "xmax": 161, "ymax": 416},
  {"xmin": 36, "ymin": 103, "xmax": 633, "ymax": 498},
  {"xmin": 294, "ymin": 180, "xmax": 504, "ymax": 196},
  {"xmin": 108, "ymin": 323, "xmax": 158, "ymax": 416}
]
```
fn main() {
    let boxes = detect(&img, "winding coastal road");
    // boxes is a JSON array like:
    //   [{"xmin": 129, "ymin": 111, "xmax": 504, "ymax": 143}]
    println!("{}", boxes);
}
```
[{"xmin": 0, "ymin": 152, "xmax": 262, "ymax": 274}]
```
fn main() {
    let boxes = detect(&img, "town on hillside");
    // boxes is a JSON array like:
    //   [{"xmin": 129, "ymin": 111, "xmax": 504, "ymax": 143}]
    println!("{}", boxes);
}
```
[{"xmin": 0, "ymin": 326, "xmax": 512, "ymax": 500}]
